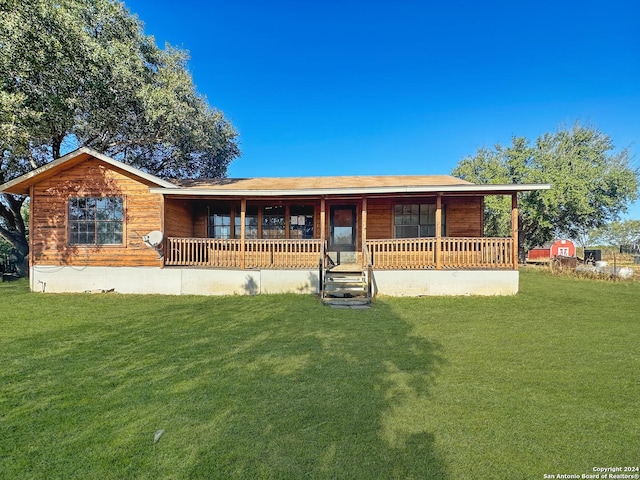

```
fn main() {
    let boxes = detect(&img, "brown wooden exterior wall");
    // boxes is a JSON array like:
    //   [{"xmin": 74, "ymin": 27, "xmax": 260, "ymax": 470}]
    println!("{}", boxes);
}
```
[
  {"xmin": 28, "ymin": 158, "xmax": 487, "ymax": 269},
  {"xmin": 365, "ymin": 197, "xmax": 482, "ymax": 239},
  {"xmin": 445, "ymin": 197, "xmax": 482, "ymax": 237},
  {"xmin": 164, "ymin": 199, "xmax": 195, "ymax": 238},
  {"xmin": 366, "ymin": 201, "xmax": 392, "ymax": 239},
  {"xmin": 179, "ymin": 196, "xmax": 484, "ymax": 243},
  {"xmin": 30, "ymin": 159, "xmax": 163, "ymax": 267}
]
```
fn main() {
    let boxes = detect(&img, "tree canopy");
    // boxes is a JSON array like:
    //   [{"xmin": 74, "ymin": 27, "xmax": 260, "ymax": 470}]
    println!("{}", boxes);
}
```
[
  {"xmin": 452, "ymin": 124, "xmax": 639, "ymax": 255},
  {"xmin": 0, "ymin": 0, "xmax": 240, "ymax": 275},
  {"xmin": 589, "ymin": 220, "xmax": 640, "ymax": 249}
]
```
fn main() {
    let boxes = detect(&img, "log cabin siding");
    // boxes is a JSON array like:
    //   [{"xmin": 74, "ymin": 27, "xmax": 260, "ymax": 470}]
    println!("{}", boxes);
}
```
[
  {"xmin": 165, "ymin": 196, "xmax": 484, "ymax": 243},
  {"xmin": 444, "ymin": 197, "xmax": 482, "ymax": 237},
  {"xmin": 365, "ymin": 196, "xmax": 483, "ymax": 238},
  {"xmin": 366, "ymin": 201, "xmax": 393, "ymax": 239},
  {"xmin": 191, "ymin": 202, "xmax": 207, "ymax": 238},
  {"xmin": 164, "ymin": 199, "xmax": 195, "ymax": 237},
  {"xmin": 30, "ymin": 159, "xmax": 163, "ymax": 267}
]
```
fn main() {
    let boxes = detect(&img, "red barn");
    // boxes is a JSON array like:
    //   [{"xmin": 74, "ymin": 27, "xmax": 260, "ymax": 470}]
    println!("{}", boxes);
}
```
[
  {"xmin": 551, "ymin": 239, "xmax": 576, "ymax": 257},
  {"xmin": 528, "ymin": 239, "xmax": 576, "ymax": 260}
]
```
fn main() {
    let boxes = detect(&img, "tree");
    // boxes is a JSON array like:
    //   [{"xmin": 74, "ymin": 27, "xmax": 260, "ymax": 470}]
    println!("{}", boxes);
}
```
[
  {"xmin": 452, "ymin": 124, "xmax": 639, "ymax": 258},
  {"xmin": 1, "ymin": 0, "xmax": 240, "ymax": 276},
  {"xmin": 590, "ymin": 220, "xmax": 640, "ymax": 249},
  {"xmin": 0, "ymin": 199, "xmax": 27, "ymax": 271}
]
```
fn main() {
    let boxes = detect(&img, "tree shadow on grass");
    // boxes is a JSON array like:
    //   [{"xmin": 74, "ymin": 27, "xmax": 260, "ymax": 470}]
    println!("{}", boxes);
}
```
[
  {"xmin": 178, "ymin": 297, "xmax": 448, "ymax": 479},
  {"xmin": 0, "ymin": 294, "xmax": 447, "ymax": 479}
]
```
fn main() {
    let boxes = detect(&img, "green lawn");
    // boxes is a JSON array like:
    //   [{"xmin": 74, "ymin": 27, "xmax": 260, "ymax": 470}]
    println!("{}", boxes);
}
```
[{"xmin": 1, "ymin": 271, "xmax": 638, "ymax": 479}]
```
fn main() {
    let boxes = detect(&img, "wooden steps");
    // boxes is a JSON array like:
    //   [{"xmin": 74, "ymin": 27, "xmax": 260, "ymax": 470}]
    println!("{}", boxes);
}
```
[{"xmin": 322, "ymin": 264, "xmax": 371, "ymax": 306}]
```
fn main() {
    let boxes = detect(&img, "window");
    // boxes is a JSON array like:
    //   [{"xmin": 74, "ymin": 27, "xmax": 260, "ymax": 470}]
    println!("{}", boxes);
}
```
[
  {"xmin": 394, "ymin": 204, "xmax": 444, "ymax": 238},
  {"xmin": 206, "ymin": 203, "xmax": 314, "ymax": 239},
  {"xmin": 234, "ymin": 205, "xmax": 259, "ymax": 239},
  {"xmin": 69, "ymin": 197, "xmax": 123, "ymax": 245},
  {"xmin": 208, "ymin": 206, "xmax": 231, "ymax": 239},
  {"xmin": 289, "ymin": 205, "xmax": 314, "ymax": 239},
  {"xmin": 262, "ymin": 205, "xmax": 286, "ymax": 239}
]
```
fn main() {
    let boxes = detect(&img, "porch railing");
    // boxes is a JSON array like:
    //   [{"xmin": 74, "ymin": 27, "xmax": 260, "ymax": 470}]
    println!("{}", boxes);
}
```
[
  {"xmin": 440, "ymin": 237, "xmax": 514, "ymax": 269},
  {"xmin": 366, "ymin": 237, "xmax": 514, "ymax": 270},
  {"xmin": 366, "ymin": 238, "xmax": 436, "ymax": 269},
  {"xmin": 165, "ymin": 237, "xmax": 514, "ymax": 270},
  {"xmin": 165, "ymin": 237, "xmax": 322, "ymax": 269}
]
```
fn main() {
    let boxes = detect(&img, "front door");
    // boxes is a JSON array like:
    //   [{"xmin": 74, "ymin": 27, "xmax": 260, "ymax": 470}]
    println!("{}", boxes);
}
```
[{"xmin": 330, "ymin": 205, "xmax": 356, "ymax": 252}]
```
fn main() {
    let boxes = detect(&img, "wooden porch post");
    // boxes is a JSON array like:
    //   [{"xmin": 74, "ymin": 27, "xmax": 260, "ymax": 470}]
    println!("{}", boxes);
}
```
[
  {"xmin": 159, "ymin": 194, "xmax": 165, "ymax": 267},
  {"xmin": 240, "ymin": 198, "xmax": 246, "ymax": 270},
  {"xmin": 435, "ymin": 193, "xmax": 442, "ymax": 270},
  {"xmin": 320, "ymin": 197, "xmax": 326, "ymax": 249},
  {"xmin": 511, "ymin": 193, "xmax": 518, "ymax": 270},
  {"xmin": 284, "ymin": 204, "xmax": 290, "ymax": 239},
  {"xmin": 361, "ymin": 195, "xmax": 368, "ymax": 267}
]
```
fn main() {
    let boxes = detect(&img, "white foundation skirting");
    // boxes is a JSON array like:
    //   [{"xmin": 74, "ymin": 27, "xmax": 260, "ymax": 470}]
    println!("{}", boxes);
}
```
[{"xmin": 30, "ymin": 266, "xmax": 518, "ymax": 296}]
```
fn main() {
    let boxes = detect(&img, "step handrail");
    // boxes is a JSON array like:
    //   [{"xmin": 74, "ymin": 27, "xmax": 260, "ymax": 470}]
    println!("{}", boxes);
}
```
[
  {"xmin": 363, "ymin": 243, "xmax": 374, "ymax": 300},
  {"xmin": 319, "ymin": 240, "xmax": 326, "ymax": 299}
]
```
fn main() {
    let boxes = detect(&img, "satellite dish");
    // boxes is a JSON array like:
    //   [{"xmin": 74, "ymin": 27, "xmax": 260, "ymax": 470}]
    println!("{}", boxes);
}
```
[{"xmin": 143, "ymin": 230, "xmax": 164, "ymax": 248}]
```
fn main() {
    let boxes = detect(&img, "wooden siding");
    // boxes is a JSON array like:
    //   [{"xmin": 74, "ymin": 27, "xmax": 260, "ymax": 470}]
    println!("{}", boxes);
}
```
[
  {"xmin": 31, "ymin": 159, "xmax": 163, "ymax": 267},
  {"xmin": 164, "ymin": 199, "xmax": 194, "ymax": 238},
  {"xmin": 165, "ymin": 196, "xmax": 485, "ymax": 245},
  {"xmin": 444, "ymin": 197, "xmax": 482, "ymax": 237},
  {"xmin": 366, "ymin": 201, "xmax": 392, "ymax": 239},
  {"xmin": 364, "ymin": 197, "xmax": 483, "ymax": 239}
]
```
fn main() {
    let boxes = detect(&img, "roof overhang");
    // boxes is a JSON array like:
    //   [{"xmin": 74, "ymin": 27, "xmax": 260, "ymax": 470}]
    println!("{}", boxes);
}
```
[
  {"xmin": 149, "ymin": 183, "xmax": 551, "ymax": 197},
  {"xmin": 0, "ymin": 147, "xmax": 551, "ymax": 198},
  {"xmin": 0, "ymin": 147, "xmax": 176, "ymax": 195}
]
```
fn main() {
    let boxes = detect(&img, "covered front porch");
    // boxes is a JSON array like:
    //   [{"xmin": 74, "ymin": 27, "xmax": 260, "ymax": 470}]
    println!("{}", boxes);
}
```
[
  {"xmin": 160, "ymin": 193, "xmax": 520, "ymax": 272},
  {"xmin": 150, "ymin": 175, "xmax": 536, "ymax": 297}
]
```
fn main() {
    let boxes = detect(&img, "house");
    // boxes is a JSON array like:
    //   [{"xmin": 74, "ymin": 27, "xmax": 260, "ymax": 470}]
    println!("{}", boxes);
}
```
[
  {"xmin": 527, "ymin": 239, "xmax": 576, "ymax": 262},
  {"xmin": 0, "ymin": 147, "xmax": 550, "ymax": 300}
]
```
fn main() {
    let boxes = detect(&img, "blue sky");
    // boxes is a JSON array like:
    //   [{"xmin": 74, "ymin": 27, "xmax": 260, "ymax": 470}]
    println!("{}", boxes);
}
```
[{"xmin": 124, "ymin": 0, "xmax": 640, "ymax": 218}]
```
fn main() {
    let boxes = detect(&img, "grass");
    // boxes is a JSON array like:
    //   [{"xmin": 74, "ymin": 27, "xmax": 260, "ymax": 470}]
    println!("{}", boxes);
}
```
[{"xmin": 1, "ymin": 271, "xmax": 639, "ymax": 479}]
